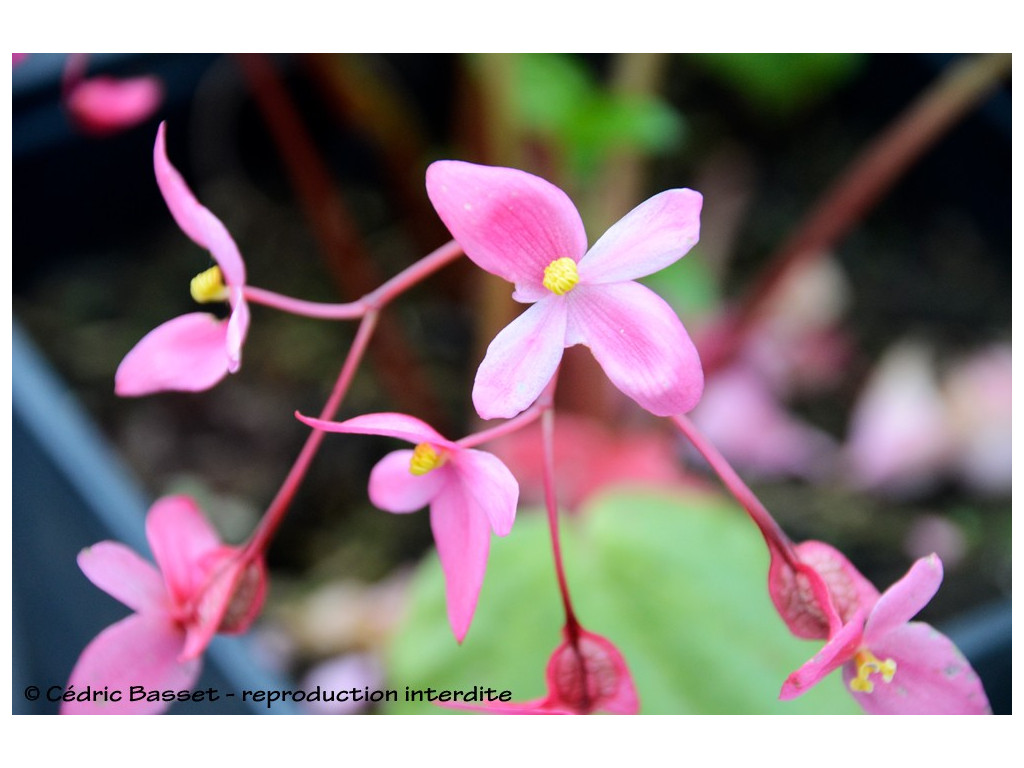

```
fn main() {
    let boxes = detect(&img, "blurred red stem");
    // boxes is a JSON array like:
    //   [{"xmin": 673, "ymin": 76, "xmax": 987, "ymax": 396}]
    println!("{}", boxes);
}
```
[{"xmin": 703, "ymin": 53, "xmax": 1012, "ymax": 375}]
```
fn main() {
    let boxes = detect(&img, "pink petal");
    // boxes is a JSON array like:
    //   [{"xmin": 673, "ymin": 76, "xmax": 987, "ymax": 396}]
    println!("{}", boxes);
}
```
[
  {"xmin": 579, "ymin": 188, "xmax": 702, "ymax": 284},
  {"xmin": 429, "ymin": 480, "xmax": 494, "ymax": 642},
  {"xmin": 154, "ymin": 123, "xmax": 245, "ymax": 286},
  {"xmin": 450, "ymin": 449, "xmax": 519, "ymax": 536},
  {"xmin": 863, "ymin": 554, "xmax": 943, "ymax": 644},
  {"xmin": 779, "ymin": 611, "xmax": 865, "ymax": 700},
  {"xmin": 297, "ymin": 411, "xmax": 452, "ymax": 448},
  {"xmin": 114, "ymin": 312, "xmax": 232, "ymax": 396},
  {"xmin": 225, "ymin": 292, "xmax": 249, "ymax": 373},
  {"xmin": 368, "ymin": 450, "xmax": 448, "ymax": 513},
  {"xmin": 65, "ymin": 75, "xmax": 163, "ymax": 135},
  {"xmin": 425, "ymin": 160, "xmax": 588, "ymax": 290},
  {"xmin": 61, "ymin": 613, "xmax": 201, "ymax": 714},
  {"xmin": 566, "ymin": 282, "xmax": 703, "ymax": 416},
  {"xmin": 146, "ymin": 496, "xmax": 222, "ymax": 607},
  {"xmin": 474, "ymin": 298, "xmax": 567, "ymax": 420},
  {"xmin": 77, "ymin": 542, "xmax": 166, "ymax": 615},
  {"xmin": 843, "ymin": 622, "xmax": 991, "ymax": 714}
]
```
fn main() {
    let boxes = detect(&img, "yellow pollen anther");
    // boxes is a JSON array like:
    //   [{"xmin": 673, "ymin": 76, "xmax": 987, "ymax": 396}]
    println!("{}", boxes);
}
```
[
  {"xmin": 849, "ymin": 649, "xmax": 897, "ymax": 693},
  {"xmin": 543, "ymin": 257, "xmax": 580, "ymax": 296},
  {"xmin": 190, "ymin": 266, "xmax": 229, "ymax": 304},
  {"xmin": 409, "ymin": 443, "xmax": 446, "ymax": 476}
]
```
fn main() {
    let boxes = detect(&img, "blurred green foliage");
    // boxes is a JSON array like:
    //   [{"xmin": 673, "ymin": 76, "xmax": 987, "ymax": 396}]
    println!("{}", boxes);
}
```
[
  {"xmin": 689, "ymin": 53, "xmax": 867, "ymax": 119},
  {"xmin": 515, "ymin": 53, "xmax": 686, "ymax": 177},
  {"xmin": 385, "ymin": 486, "xmax": 861, "ymax": 714}
]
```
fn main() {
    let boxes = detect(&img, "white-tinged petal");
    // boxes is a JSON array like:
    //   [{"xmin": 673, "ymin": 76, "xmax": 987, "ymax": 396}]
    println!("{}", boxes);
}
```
[
  {"xmin": 426, "ymin": 160, "xmax": 588, "ymax": 288},
  {"xmin": 368, "ymin": 450, "xmax": 449, "ymax": 513},
  {"xmin": 451, "ymin": 449, "xmax": 519, "ymax": 536},
  {"xmin": 567, "ymin": 282, "xmax": 703, "ymax": 416},
  {"xmin": 473, "ymin": 298, "xmax": 568, "ymax": 420},
  {"xmin": 579, "ymin": 188, "xmax": 702, "ymax": 284},
  {"xmin": 77, "ymin": 542, "xmax": 166, "ymax": 614}
]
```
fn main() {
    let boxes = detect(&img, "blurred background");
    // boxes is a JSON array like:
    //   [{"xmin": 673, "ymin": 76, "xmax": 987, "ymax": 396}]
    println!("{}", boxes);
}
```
[{"xmin": 12, "ymin": 53, "xmax": 1011, "ymax": 714}]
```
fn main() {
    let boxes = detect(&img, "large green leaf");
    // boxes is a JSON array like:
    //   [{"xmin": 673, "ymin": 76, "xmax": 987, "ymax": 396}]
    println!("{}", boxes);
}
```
[{"xmin": 385, "ymin": 486, "xmax": 861, "ymax": 714}]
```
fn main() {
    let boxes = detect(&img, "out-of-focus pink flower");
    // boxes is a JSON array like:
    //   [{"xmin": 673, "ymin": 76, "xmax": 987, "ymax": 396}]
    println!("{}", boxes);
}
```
[
  {"xmin": 690, "ymin": 364, "xmax": 835, "ymax": 480},
  {"xmin": 771, "ymin": 542, "xmax": 990, "ymax": 714},
  {"xmin": 116, "ymin": 122, "xmax": 250, "ymax": 396},
  {"xmin": 296, "ymin": 412, "xmax": 518, "ymax": 643},
  {"xmin": 62, "ymin": 53, "xmax": 163, "ymax": 135},
  {"xmin": 13, "ymin": 53, "xmax": 29, "ymax": 67},
  {"xmin": 299, "ymin": 653, "xmax": 385, "ymax": 715},
  {"xmin": 843, "ymin": 342, "xmax": 955, "ymax": 497},
  {"xmin": 66, "ymin": 75, "xmax": 163, "ymax": 135},
  {"xmin": 426, "ymin": 160, "xmax": 704, "ymax": 420},
  {"xmin": 62, "ymin": 496, "xmax": 266, "ymax": 714},
  {"xmin": 444, "ymin": 626, "xmax": 639, "ymax": 715},
  {"xmin": 490, "ymin": 413, "xmax": 691, "ymax": 511},
  {"xmin": 943, "ymin": 343, "xmax": 1012, "ymax": 495}
]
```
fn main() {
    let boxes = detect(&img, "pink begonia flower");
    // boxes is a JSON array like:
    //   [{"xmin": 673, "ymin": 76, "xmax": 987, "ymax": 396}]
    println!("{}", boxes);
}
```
[
  {"xmin": 296, "ymin": 412, "xmax": 518, "ymax": 642},
  {"xmin": 66, "ymin": 75, "xmax": 164, "ymax": 135},
  {"xmin": 843, "ymin": 342, "xmax": 955, "ymax": 497},
  {"xmin": 771, "ymin": 541, "xmax": 990, "ymax": 714},
  {"xmin": 426, "ymin": 160, "xmax": 704, "ymax": 420},
  {"xmin": 62, "ymin": 496, "xmax": 266, "ymax": 714},
  {"xmin": 115, "ymin": 122, "xmax": 250, "ymax": 396},
  {"xmin": 444, "ymin": 627, "xmax": 639, "ymax": 715}
]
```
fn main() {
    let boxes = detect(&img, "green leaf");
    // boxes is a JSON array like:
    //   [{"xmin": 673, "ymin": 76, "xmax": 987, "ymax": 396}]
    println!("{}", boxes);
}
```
[{"xmin": 384, "ymin": 486, "xmax": 862, "ymax": 714}]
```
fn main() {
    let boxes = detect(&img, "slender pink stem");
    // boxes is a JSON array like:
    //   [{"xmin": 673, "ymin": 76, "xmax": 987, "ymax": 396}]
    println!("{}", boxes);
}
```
[
  {"xmin": 242, "ymin": 286, "xmax": 365, "ymax": 319},
  {"xmin": 456, "ymin": 402, "xmax": 546, "ymax": 450},
  {"xmin": 538, "ymin": 382, "xmax": 581, "ymax": 637},
  {"xmin": 672, "ymin": 413, "xmax": 798, "ymax": 568},
  {"xmin": 242, "ymin": 238, "xmax": 464, "ymax": 319},
  {"xmin": 243, "ymin": 310, "xmax": 380, "ymax": 560}
]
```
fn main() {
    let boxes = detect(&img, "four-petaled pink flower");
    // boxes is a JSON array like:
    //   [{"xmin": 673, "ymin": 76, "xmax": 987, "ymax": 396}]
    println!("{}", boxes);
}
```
[
  {"xmin": 443, "ymin": 626, "xmax": 639, "ymax": 715},
  {"xmin": 426, "ymin": 160, "xmax": 704, "ymax": 420},
  {"xmin": 771, "ymin": 541, "xmax": 990, "ymax": 714},
  {"xmin": 115, "ymin": 122, "xmax": 250, "ymax": 396},
  {"xmin": 62, "ymin": 496, "xmax": 266, "ymax": 714},
  {"xmin": 296, "ymin": 412, "xmax": 518, "ymax": 642}
]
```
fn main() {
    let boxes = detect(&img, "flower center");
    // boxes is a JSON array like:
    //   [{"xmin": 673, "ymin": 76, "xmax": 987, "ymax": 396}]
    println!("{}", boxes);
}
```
[
  {"xmin": 542, "ymin": 257, "xmax": 580, "ymax": 296},
  {"xmin": 409, "ymin": 443, "xmax": 446, "ymax": 475},
  {"xmin": 849, "ymin": 648, "xmax": 897, "ymax": 693},
  {"xmin": 191, "ymin": 265, "xmax": 229, "ymax": 303}
]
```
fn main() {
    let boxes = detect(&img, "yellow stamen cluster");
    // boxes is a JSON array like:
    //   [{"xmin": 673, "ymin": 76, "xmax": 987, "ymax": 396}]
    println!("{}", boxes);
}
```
[
  {"xmin": 542, "ymin": 257, "xmax": 580, "ymax": 296},
  {"xmin": 190, "ymin": 265, "xmax": 229, "ymax": 304},
  {"xmin": 849, "ymin": 649, "xmax": 897, "ymax": 693},
  {"xmin": 409, "ymin": 443, "xmax": 446, "ymax": 476}
]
